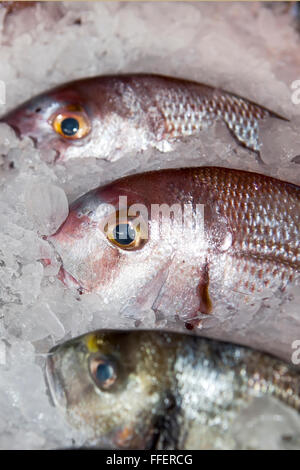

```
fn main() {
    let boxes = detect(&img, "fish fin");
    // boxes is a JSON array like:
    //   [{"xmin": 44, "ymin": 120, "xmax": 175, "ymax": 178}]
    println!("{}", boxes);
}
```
[
  {"xmin": 220, "ymin": 95, "xmax": 289, "ymax": 159},
  {"xmin": 152, "ymin": 258, "xmax": 212, "ymax": 326},
  {"xmin": 120, "ymin": 260, "xmax": 171, "ymax": 321},
  {"xmin": 217, "ymin": 87, "xmax": 290, "ymax": 122},
  {"xmin": 198, "ymin": 262, "xmax": 212, "ymax": 315}
]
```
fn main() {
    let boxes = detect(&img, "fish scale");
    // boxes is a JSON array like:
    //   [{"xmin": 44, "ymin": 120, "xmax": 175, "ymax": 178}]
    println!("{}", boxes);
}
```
[
  {"xmin": 159, "ymin": 90, "xmax": 269, "ymax": 151},
  {"xmin": 192, "ymin": 168, "xmax": 299, "ymax": 267}
]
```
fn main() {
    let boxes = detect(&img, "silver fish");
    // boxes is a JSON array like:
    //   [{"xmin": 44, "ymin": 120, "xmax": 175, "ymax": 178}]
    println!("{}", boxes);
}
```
[{"xmin": 46, "ymin": 330, "xmax": 300, "ymax": 450}]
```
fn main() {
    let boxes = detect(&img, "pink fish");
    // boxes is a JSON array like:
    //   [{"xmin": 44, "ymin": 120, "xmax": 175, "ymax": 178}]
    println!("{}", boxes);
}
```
[
  {"xmin": 1, "ymin": 75, "xmax": 286, "ymax": 163},
  {"xmin": 46, "ymin": 166, "xmax": 300, "ymax": 360}
]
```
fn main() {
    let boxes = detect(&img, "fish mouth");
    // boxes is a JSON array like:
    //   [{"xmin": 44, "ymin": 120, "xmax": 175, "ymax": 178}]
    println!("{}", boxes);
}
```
[
  {"xmin": 40, "ymin": 237, "xmax": 86, "ymax": 293},
  {"xmin": 57, "ymin": 265, "xmax": 89, "ymax": 296},
  {"xmin": 57, "ymin": 265, "xmax": 85, "ymax": 292},
  {"xmin": 0, "ymin": 110, "xmax": 32, "ymax": 140},
  {"xmin": 45, "ymin": 353, "xmax": 67, "ymax": 410},
  {"xmin": 1, "ymin": 112, "xmax": 63, "ymax": 162}
]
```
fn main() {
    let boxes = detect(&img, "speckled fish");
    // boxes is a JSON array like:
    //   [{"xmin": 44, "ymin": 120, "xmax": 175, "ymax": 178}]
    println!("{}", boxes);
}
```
[
  {"xmin": 1, "ymin": 74, "xmax": 286, "ymax": 162},
  {"xmin": 46, "ymin": 330, "xmax": 300, "ymax": 450},
  {"xmin": 46, "ymin": 167, "xmax": 300, "ymax": 360}
]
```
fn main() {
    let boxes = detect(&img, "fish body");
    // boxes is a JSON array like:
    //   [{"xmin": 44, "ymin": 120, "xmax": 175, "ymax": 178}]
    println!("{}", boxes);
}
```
[
  {"xmin": 46, "ymin": 330, "xmax": 300, "ymax": 449},
  {"xmin": 47, "ymin": 167, "xmax": 300, "ymax": 359},
  {"xmin": 1, "ymin": 74, "xmax": 284, "ymax": 162}
]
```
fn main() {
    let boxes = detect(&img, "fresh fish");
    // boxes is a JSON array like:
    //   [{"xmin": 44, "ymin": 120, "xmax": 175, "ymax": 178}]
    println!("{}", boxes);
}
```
[
  {"xmin": 46, "ymin": 167, "xmax": 300, "ymax": 360},
  {"xmin": 1, "ymin": 74, "xmax": 286, "ymax": 163},
  {"xmin": 46, "ymin": 330, "xmax": 300, "ymax": 450}
]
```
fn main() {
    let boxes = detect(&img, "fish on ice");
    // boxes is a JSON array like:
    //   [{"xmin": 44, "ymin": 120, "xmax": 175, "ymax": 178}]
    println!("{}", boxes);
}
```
[
  {"xmin": 1, "ymin": 74, "xmax": 287, "ymax": 163},
  {"xmin": 46, "ymin": 166, "xmax": 300, "ymax": 359}
]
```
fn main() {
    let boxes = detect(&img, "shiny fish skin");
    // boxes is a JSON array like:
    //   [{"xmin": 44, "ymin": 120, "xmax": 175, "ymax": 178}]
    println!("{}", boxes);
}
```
[
  {"xmin": 47, "ymin": 167, "xmax": 300, "ymax": 358},
  {"xmin": 1, "ymin": 74, "xmax": 286, "ymax": 163},
  {"xmin": 46, "ymin": 330, "xmax": 300, "ymax": 450}
]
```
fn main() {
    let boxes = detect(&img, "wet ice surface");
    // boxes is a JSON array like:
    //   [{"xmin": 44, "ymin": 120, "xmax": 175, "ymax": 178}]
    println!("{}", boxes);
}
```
[{"xmin": 0, "ymin": 1, "xmax": 299, "ymax": 449}]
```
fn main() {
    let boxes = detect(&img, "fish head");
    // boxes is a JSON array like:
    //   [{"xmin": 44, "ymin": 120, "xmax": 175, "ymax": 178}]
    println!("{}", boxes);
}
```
[
  {"xmin": 46, "ymin": 330, "xmax": 176, "ymax": 449},
  {"xmin": 47, "ymin": 172, "xmax": 197, "ymax": 313},
  {"xmin": 1, "ymin": 78, "xmax": 132, "ymax": 162}
]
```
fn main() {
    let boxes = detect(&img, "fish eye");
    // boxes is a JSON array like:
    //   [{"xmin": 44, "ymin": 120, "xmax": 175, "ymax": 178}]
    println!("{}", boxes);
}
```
[
  {"xmin": 89, "ymin": 355, "xmax": 117, "ymax": 391},
  {"xmin": 106, "ymin": 219, "xmax": 146, "ymax": 251},
  {"xmin": 51, "ymin": 105, "xmax": 91, "ymax": 140},
  {"xmin": 113, "ymin": 223, "xmax": 136, "ymax": 246},
  {"xmin": 104, "ymin": 211, "xmax": 148, "ymax": 251},
  {"xmin": 61, "ymin": 117, "xmax": 79, "ymax": 136}
]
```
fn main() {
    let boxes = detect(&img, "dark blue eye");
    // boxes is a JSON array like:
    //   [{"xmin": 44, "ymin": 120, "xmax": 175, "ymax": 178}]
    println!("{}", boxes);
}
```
[
  {"xmin": 96, "ymin": 363, "xmax": 114, "ymax": 383},
  {"xmin": 90, "ymin": 357, "xmax": 117, "ymax": 390},
  {"xmin": 61, "ymin": 117, "xmax": 79, "ymax": 136},
  {"xmin": 113, "ymin": 224, "xmax": 136, "ymax": 246}
]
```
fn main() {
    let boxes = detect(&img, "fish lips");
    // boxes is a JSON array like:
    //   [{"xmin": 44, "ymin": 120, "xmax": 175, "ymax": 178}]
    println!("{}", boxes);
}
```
[
  {"xmin": 1, "ymin": 108, "xmax": 32, "ymax": 138},
  {"xmin": 1, "ymin": 106, "xmax": 71, "ymax": 162},
  {"xmin": 42, "ymin": 235, "xmax": 85, "ymax": 292}
]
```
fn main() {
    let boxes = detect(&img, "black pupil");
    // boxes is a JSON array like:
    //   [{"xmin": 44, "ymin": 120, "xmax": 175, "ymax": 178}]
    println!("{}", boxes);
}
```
[
  {"xmin": 61, "ymin": 117, "xmax": 79, "ymax": 136},
  {"xmin": 96, "ymin": 363, "xmax": 114, "ymax": 383},
  {"xmin": 113, "ymin": 224, "xmax": 135, "ymax": 245}
]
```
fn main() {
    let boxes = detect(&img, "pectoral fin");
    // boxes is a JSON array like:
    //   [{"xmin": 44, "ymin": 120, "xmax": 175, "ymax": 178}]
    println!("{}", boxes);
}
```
[
  {"xmin": 152, "ymin": 258, "xmax": 212, "ymax": 328},
  {"xmin": 198, "ymin": 263, "xmax": 212, "ymax": 315}
]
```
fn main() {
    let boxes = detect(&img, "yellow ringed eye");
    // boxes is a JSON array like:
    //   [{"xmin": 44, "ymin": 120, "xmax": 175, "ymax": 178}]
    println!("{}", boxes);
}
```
[
  {"xmin": 111, "ymin": 223, "xmax": 136, "ymax": 247},
  {"xmin": 104, "ymin": 211, "xmax": 148, "ymax": 251},
  {"xmin": 51, "ymin": 106, "xmax": 91, "ymax": 139},
  {"xmin": 106, "ymin": 221, "xmax": 141, "ymax": 250}
]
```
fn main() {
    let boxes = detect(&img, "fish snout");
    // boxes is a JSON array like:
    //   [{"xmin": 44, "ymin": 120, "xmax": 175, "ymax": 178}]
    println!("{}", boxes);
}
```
[
  {"xmin": 39, "ymin": 236, "xmax": 64, "ymax": 276},
  {"xmin": 1, "ymin": 106, "xmax": 60, "ymax": 162},
  {"xmin": 1, "ymin": 107, "xmax": 34, "ymax": 139},
  {"xmin": 40, "ymin": 255, "xmax": 83, "ymax": 292}
]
